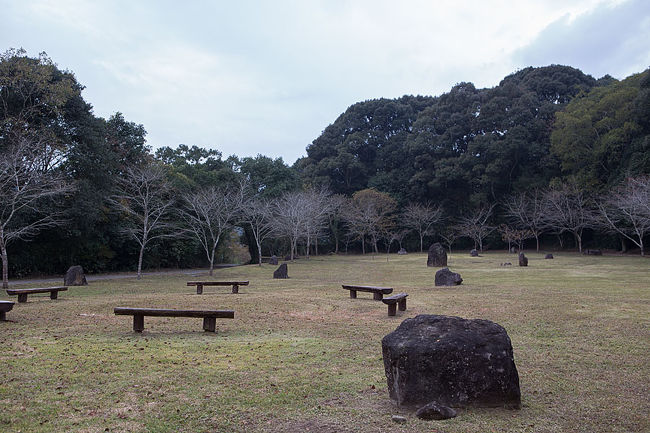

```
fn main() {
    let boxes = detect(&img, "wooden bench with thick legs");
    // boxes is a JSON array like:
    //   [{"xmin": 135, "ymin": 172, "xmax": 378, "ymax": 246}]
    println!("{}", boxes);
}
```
[
  {"xmin": 186, "ymin": 281, "xmax": 249, "ymax": 294},
  {"xmin": 382, "ymin": 293, "xmax": 408, "ymax": 316},
  {"xmin": 114, "ymin": 307, "xmax": 235, "ymax": 332},
  {"xmin": 6, "ymin": 286, "xmax": 68, "ymax": 303},
  {"xmin": 341, "ymin": 284, "xmax": 393, "ymax": 300},
  {"xmin": 0, "ymin": 300, "xmax": 15, "ymax": 321}
]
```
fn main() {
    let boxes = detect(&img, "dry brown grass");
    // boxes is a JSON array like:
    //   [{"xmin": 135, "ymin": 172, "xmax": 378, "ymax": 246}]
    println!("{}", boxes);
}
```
[{"xmin": 1, "ymin": 251, "xmax": 648, "ymax": 432}]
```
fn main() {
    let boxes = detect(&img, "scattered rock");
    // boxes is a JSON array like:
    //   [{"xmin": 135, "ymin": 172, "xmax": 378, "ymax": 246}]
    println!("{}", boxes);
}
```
[
  {"xmin": 269, "ymin": 255, "xmax": 278, "ymax": 265},
  {"xmin": 544, "ymin": 254, "xmax": 553, "ymax": 259},
  {"xmin": 382, "ymin": 314, "xmax": 521, "ymax": 409},
  {"xmin": 470, "ymin": 249, "xmax": 479, "ymax": 257},
  {"xmin": 391, "ymin": 415, "xmax": 407, "ymax": 424},
  {"xmin": 415, "ymin": 401, "xmax": 457, "ymax": 420},
  {"xmin": 64, "ymin": 265, "xmax": 88, "ymax": 286},
  {"xmin": 398, "ymin": 248, "xmax": 408, "ymax": 255},
  {"xmin": 434, "ymin": 267, "xmax": 462, "ymax": 286},
  {"xmin": 510, "ymin": 246, "xmax": 516, "ymax": 253},
  {"xmin": 518, "ymin": 252, "xmax": 528, "ymax": 267},
  {"xmin": 273, "ymin": 263, "xmax": 289, "ymax": 279},
  {"xmin": 427, "ymin": 243, "xmax": 447, "ymax": 267},
  {"xmin": 500, "ymin": 262, "xmax": 512, "ymax": 266},
  {"xmin": 584, "ymin": 249, "xmax": 602, "ymax": 256}
]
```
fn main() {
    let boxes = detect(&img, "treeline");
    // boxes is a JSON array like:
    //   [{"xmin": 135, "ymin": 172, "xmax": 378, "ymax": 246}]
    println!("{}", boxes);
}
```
[{"xmin": 1, "ymin": 50, "xmax": 649, "ymax": 286}]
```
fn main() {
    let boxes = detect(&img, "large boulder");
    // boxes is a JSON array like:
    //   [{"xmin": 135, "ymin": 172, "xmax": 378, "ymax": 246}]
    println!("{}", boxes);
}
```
[
  {"xmin": 273, "ymin": 263, "xmax": 289, "ymax": 279},
  {"xmin": 427, "ymin": 243, "xmax": 447, "ymax": 267},
  {"xmin": 382, "ymin": 315, "xmax": 521, "ymax": 409},
  {"xmin": 398, "ymin": 248, "xmax": 408, "ymax": 255},
  {"xmin": 470, "ymin": 249, "xmax": 479, "ymax": 257},
  {"xmin": 518, "ymin": 252, "xmax": 528, "ymax": 267},
  {"xmin": 269, "ymin": 255, "xmax": 279, "ymax": 265},
  {"xmin": 64, "ymin": 265, "xmax": 88, "ymax": 286},
  {"xmin": 434, "ymin": 268, "xmax": 462, "ymax": 286},
  {"xmin": 544, "ymin": 253, "xmax": 554, "ymax": 259}
]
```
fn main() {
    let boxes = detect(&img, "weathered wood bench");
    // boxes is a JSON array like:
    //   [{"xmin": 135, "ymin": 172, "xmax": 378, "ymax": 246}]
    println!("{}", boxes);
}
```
[
  {"xmin": 341, "ymin": 284, "xmax": 393, "ymax": 300},
  {"xmin": 0, "ymin": 300, "xmax": 15, "ymax": 321},
  {"xmin": 382, "ymin": 293, "xmax": 408, "ymax": 316},
  {"xmin": 6, "ymin": 286, "xmax": 68, "ymax": 303},
  {"xmin": 114, "ymin": 307, "xmax": 234, "ymax": 333},
  {"xmin": 186, "ymin": 281, "xmax": 249, "ymax": 294}
]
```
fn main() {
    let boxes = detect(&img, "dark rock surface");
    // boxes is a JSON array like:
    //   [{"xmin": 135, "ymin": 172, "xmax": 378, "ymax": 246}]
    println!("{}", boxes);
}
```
[
  {"xmin": 415, "ymin": 402, "xmax": 457, "ymax": 420},
  {"xmin": 427, "ymin": 243, "xmax": 447, "ymax": 267},
  {"xmin": 382, "ymin": 314, "xmax": 521, "ymax": 409},
  {"xmin": 273, "ymin": 263, "xmax": 289, "ymax": 279},
  {"xmin": 518, "ymin": 252, "xmax": 528, "ymax": 267},
  {"xmin": 470, "ymin": 249, "xmax": 479, "ymax": 257},
  {"xmin": 64, "ymin": 265, "xmax": 88, "ymax": 286},
  {"xmin": 269, "ymin": 255, "xmax": 278, "ymax": 265},
  {"xmin": 545, "ymin": 254, "xmax": 554, "ymax": 259},
  {"xmin": 434, "ymin": 267, "xmax": 462, "ymax": 286}
]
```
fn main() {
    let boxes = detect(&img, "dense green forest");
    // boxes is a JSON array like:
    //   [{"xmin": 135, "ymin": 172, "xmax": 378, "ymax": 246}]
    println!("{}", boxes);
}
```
[{"xmin": 1, "ymin": 49, "xmax": 648, "ymax": 285}]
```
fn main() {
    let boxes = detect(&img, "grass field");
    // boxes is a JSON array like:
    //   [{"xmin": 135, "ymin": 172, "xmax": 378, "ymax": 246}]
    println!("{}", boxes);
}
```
[{"xmin": 1, "ymin": 252, "xmax": 648, "ymax": 433}]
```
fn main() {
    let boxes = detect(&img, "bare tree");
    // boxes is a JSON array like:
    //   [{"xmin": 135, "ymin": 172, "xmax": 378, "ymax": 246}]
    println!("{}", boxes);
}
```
[
  {"xmin": 0, "ymin": 138, "xmax": 73, "ymax": 289},
  {"xmin": 109, "ymin": 163, "xmax": 177, "ymax": 279},
  {"xmin": 272, "ymin": 191, "xmax": 309, "ymax": 261},
  {"xmin": 182, "ymin": 184, "xmax": 243, "ymax": 274},
  {"xmin": 239, "ymin": 197, "xmax": 275, "ymax": 266},
  {"xmin": 596, "ymin": 176, "xmax": 650, "ymax": 256},
  {"xmin": 456, "ymin": 205, "xmax": 496, "ymax": 252},
  {"xmin": 342, "ymin": 189, "xmax": 396, "ymax": 254},
  {"xmin": 302, "ymin": 188, "xmax": 333, "ymax": 259},
  {"xmin": 439, "ymin": 227, "xmax": 459, "ymax": 254},
  {"xmin": 503, "ymin": 190, "xmax": 546, "ymax": 251},
  {"xmin": 499, "ymin": 225, "xmax": 533, "ymax": 252},
  {"xmin": 326, "ymin": 194, "xmax": 347, "ymax": 254},
  {"xmin": 402, "ymin": 202, "xmax": 443, "ymax": 252},
  {"xmin": 542, "ymin": 185, "xmax": 593, "ymax": 253}
]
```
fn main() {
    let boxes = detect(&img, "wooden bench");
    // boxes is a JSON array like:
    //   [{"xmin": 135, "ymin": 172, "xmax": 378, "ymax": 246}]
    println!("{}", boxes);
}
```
[
  {"xmin": 187, "ymin": 281, "xmax": 249, "ymax": 294},
  {"xmin": 6, "ymin": 286, "xmax": 68, "ymax": 303},
  {"xmin": 341, "ymin": 284, "xmax": 393, "ymax": 300},
  {"xmin": 114, "ymin": 307, "xmax": 235, "ymax": 333},
  {"xmin": 0, "ymin": 300, "xmax": 14, "ymax": 321},
  {"xmin": 382, "ymin": 293, "xmax": 408, "ymax": 316}
]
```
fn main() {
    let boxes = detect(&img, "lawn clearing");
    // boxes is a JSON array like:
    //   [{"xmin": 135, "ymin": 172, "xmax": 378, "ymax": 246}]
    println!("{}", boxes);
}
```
[{"xmin": 1, "ymin": 252, "xmax": 648, "ymax": 432}]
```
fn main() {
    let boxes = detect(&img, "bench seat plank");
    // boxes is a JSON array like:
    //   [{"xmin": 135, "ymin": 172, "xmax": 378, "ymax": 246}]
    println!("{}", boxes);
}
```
[
  {"xmin": 187, "ymin": 281, "xmax": 249, "ymax": 294},
  {"xmin": 114, "ymin": 307, "xmax": 234, "ymax": 318},
  {"xmin": 6, "ymin": 286, "xmax": 67, "ymax": 302},
  {"xmin": 342, "ymin": 284, "xmax": 393, "ymax": 300}
]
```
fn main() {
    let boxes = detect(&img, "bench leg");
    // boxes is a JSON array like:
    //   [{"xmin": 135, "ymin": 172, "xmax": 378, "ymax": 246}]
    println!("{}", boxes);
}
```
[
  {"xmin": 203, "ymin": 317, "xmax": 216, "ymax": 332},
  {"xmin": 350, "ymin": 290, "xmax": 357, "ymax": 299},
  {"xmin": 373, "ymin": 292, "xmax": 383, "ymax": 301},
  {"xmin": 232, "ymin": 284, "xmax": 239, "ymax": 294},
  {"xmin": 0, "ymin": 311, "xmax": 5, "ymax": 321},
  {"xmin": 387, "ymin": 303, "xmax": 397, "ymax": 316},
  {"xmin": 196, "ymin": 284, "xmax": 203, "ymax": 295},
  {"xmin": 398, "ymin": 298, "xmax": 407, "ymax": 311},
  {"xmin": 133, "ymin": 315, "xmax": 144, "ymax": 332},
  {"xmin": 17, "ymin": 294, "xmax": 27, "ymax": 303},
  {"xmin": 50, "ymin": 291, "xmax": 58, "ymax": 300}
]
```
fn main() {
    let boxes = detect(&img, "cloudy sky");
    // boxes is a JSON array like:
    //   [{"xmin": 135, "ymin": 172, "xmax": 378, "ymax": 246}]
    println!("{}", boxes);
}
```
[{"xmin": 2, "ymin": 0, "xmax": 649, "ymax": 163}]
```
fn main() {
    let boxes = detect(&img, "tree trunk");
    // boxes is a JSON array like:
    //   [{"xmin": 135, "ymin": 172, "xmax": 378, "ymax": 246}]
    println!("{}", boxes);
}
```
[
  {"xmin": 420, "ymin": 234, "xmax": 424, "ymax": 253},
  {"xmin": 1, "ymin": 238, "xmax": 8, "ymax": 290},
  {"xmin": 575, "ymin": 232, "xmax": 582, "ymax": 253},
  {"xmin": 361, "ymin": 237, "xmax": 365, "ymax": 255},
  {"xmin": 137, "ymin": 244, "xmax": 145, "ymax": 279},
  {"xmin": 209, "ymin": 248, "xmax": 216, "ymax": 276},
  {"xmin": 257, "ymin": 241, "xmax": 263, "ymax": 266},
  {"xmin": 621, "ymin": 237, "xmax": 627, "ymax": 253},
  {"xmin": 535, "ymin": 234, "xmax": 540, "ymax": 252}
]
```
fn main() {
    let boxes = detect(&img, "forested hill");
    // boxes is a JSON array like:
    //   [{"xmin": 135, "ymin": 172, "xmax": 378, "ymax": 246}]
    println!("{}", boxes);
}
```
[{"xmin": 296, "ymin": 65, "xmax": 649, "ymax": 214}]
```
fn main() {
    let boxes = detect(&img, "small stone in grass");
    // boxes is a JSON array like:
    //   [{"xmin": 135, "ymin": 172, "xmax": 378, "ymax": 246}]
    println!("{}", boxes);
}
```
[{"xmin": 391, "ymin": 415, "xmax": 407, "ymax": 424}]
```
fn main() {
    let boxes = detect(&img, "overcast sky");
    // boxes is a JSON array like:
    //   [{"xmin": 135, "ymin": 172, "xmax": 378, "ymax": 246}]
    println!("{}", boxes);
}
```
[{"xmin": 2, "ymin": 0, "xmax": 649, "ymax": 163}]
